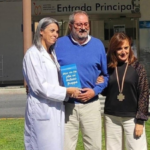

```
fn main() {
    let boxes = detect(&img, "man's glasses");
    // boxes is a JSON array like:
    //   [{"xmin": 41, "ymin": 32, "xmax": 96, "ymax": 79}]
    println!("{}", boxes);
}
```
[{"xmin": 73, "ymin": 22, "xmax": 89, "ymax": 28}]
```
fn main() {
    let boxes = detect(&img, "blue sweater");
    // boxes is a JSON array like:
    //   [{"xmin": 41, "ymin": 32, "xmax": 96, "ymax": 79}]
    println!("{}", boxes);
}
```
[{"xmin": 55, "ymin": 35, "xmax": 108, "ymax": 103}]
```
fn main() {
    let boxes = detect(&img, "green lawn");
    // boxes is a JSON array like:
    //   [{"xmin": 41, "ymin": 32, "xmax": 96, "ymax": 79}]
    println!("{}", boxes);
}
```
[{"xmin": 0, "ymin": 118, "xmax": 149, "ymax": 150}]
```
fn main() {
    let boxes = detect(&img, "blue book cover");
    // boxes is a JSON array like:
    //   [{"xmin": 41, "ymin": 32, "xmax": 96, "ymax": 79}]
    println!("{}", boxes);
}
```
[{"xmin": 60, "ymin": 64, "xmax": 81, "ymax": 88}]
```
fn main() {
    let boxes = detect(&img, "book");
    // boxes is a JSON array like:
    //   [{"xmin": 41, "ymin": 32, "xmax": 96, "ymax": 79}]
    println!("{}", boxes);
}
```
[{"xmin": 60, "ymin": 64, "xmax": 81, "ymax": 88}]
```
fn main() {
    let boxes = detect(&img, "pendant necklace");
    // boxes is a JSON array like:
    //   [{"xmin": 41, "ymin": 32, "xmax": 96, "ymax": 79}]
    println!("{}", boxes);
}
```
[{"xmin": 115, "ymin": 63, "xmax": 128, "ymax": 101}]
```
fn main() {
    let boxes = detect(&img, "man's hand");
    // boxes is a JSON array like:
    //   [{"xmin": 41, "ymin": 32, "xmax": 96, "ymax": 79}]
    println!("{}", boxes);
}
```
[
  {"xmin": 26, "ymin": 85, "xmax": 29, "ymax": 95},
  {"xmin": 134, "ymin": 124, "xmax": 144, "ymax": 137},
  {"xmin": 96, "ymin": 75, "xmax": 104, "ymax": 84},
  {"xmin": 76, "ymin": 88, "xmax": 95, "ymax": 102}
]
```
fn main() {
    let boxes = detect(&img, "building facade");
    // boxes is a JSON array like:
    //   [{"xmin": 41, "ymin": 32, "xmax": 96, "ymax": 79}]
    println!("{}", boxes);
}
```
[{"xmin": 0, "ymin": 0, "xmax": 149, "ymax": 85}]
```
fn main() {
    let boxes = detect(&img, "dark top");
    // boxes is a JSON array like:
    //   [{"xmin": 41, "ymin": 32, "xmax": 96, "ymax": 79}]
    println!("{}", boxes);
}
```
[{"xmin": 103, "ymin": 61, "xmax": 149, "ymax": 125}]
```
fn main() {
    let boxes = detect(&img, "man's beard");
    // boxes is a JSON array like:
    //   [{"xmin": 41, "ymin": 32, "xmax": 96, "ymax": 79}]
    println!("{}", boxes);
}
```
[{"xmin": 71, "ymin": 27, "xmax": 89, "ymax": 40}]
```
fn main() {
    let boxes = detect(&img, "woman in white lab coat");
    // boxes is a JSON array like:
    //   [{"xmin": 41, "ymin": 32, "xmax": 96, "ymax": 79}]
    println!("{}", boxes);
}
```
[{"xmin": 23, "ymin": 17, "xmax": 80, "ymax": 150}]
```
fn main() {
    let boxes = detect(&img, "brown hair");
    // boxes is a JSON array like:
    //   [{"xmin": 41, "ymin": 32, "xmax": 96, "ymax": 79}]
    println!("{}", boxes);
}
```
[{"xmin": 107, "ymin": 32, "xmax": 136, "ymax": 68}]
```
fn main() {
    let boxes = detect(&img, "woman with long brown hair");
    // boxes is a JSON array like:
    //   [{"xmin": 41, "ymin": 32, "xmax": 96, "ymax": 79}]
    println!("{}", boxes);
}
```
[{"xmin": 100, "ymin": 32, "xmax": 149, "ymax": 150}]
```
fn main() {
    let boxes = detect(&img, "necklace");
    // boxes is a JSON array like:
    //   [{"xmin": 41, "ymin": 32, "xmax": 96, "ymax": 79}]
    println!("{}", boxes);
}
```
[{"xmin": 115, "ymin": 63, "xmax": 128, "ymax": 101}]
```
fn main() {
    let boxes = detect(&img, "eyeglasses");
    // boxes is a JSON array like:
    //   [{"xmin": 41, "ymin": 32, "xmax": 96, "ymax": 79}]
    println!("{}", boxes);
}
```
[{"xmin": 73, "ymin": 22, "xmax": 89, "ymax": 28}]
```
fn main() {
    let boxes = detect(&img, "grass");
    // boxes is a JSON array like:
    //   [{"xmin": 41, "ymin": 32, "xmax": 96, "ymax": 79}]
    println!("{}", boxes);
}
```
[
  {"xmin": 0, "ymin": 118, "xmax": 149, "ymax": 150},
  {"xmin": 0, "ymin": 118, "xmax": 24, "ymax": 150}
]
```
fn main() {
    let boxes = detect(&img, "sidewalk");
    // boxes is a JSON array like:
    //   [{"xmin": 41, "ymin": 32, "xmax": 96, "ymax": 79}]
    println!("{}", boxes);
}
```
[
  {"xmin": 0, "ymin": 86, "xmax": 26, "ymax": 95},
  {"xmin": 0, "ymin": 85, "xmax": 150, "ymax": 117},
  {"xmin": 0, "ymin": 85, "xmax": 26, "ymax": 118}
]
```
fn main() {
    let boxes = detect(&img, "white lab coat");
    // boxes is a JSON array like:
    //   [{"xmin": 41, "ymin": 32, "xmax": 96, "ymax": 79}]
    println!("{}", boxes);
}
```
[{"xmin": 23, "ymin": 45, "xmax": 67, "ymax": 150}]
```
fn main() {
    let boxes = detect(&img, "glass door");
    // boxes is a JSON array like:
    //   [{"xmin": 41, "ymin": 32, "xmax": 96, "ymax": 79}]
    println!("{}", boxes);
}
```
[{"xmin": 103, "ymin": 18, "xmax": 139, "ymax": 57}]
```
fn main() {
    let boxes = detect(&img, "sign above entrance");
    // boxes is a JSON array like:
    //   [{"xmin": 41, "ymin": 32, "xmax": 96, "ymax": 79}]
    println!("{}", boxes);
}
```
[
  {"xmin": 32, "ymin": 0, "xmax": 140, "ymax": 15},
  {"xmin": 114, "ymin": 25, "xmax": 126, "ymax": 33}
]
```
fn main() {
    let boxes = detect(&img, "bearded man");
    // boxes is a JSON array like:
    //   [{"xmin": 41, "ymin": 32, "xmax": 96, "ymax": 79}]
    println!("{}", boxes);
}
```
[{"xmin": 55, "ymin": 10, "xmax": 108, "ymax": 150}]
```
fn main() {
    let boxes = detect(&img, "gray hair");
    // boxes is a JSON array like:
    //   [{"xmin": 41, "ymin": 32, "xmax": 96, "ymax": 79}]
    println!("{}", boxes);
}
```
[
  {"xmin": 33, "ymin": 17, "xmax": 59, "ymax": 50},
  {"xmin": 69, "ymin": 10, "xmax": 89, "ymax": 24}
]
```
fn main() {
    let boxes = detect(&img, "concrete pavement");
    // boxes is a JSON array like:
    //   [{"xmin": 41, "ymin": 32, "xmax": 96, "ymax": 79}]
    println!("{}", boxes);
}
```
[
  {"xmin": 0, "ymin": 85, "xmax": 25, "ymax": 94},
  {"xmin": 0, "ymin": 86, "xmax": 150, "ymax": 118},
  {"xmin": 0, "ymin": 86, "xmax": 26, "ymax": 118}
]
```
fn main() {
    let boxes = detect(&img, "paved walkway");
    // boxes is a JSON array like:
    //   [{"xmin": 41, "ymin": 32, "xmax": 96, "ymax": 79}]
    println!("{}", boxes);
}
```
[
  {"xmin": 0, "ymin": 86, "xmax": 26, "ymax": 95},
  {"xmin": 0, "ymin": 86, "xmax": 149, "ymax": 117},
  {"xmin": 0, "ymin": 86, "xmax": 26, "ymax": 118}
]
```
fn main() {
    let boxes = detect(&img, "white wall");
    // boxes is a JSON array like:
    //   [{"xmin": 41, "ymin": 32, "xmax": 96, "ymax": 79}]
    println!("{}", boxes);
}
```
[
  {"xmin": 140, "ymin": 0, "xmax": 150, "ymax": 47},
  {"xmin": 140, "ymin": 0, "xmax": 150, "ymax": 20},
  {"xmin": 0, "ymin": 2, "xmax": 24, "ymax": 83},
  {"xmin": 90, "ymin": 20, "xmax": 104, "ymax": 40},
  {"xmin": 139, "ymin": 0, "xmax": 150, "ymax": 83}
]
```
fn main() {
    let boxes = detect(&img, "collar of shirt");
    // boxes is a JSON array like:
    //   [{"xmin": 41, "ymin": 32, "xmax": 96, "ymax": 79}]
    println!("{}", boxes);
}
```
[
  {"xmin": 39, "ymin": 45, "xmax": 46, "ymax": 52},
  {"xmin": 71, "ymin": 35, "xmax": 91, "ymax": 45}
]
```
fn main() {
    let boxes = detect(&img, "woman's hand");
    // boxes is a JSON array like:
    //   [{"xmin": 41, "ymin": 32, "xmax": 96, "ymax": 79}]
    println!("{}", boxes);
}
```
[
  {"xmin": 67, "ymin": 87, "xmax": 81, "ymax": 98},
  {"xmin": 96, "ymin": 75, "xmax": 104, "ymax": 84},
  {"xmin": 134, "ymin": 124, "xmax": 144, "ymax": 137}
]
